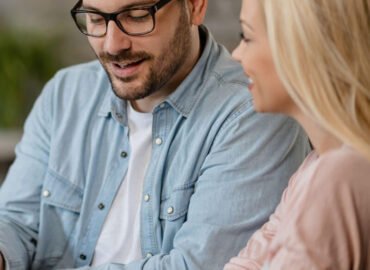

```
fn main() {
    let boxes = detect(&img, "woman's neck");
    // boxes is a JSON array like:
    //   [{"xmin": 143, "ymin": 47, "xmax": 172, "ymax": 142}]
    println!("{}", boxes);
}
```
[{"xmin": 294, "ymin": 112, "xmax": 343, "ymax": 155}]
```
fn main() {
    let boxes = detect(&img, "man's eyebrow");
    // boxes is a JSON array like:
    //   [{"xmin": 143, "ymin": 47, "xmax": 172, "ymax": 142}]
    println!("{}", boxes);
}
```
[
  {"xmin": 240, "ymin": 19, "xmax": 254, "ymax": 31},
  {"xmin": 82, "ymin": 1, "xmax": 156, "ymax": 11}
]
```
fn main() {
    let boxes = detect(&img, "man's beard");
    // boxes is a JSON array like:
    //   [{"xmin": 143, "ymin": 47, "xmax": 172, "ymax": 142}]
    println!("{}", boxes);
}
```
[{"xmin": 99, "ymin": 7, "xmax": 191, "ymax": 101}]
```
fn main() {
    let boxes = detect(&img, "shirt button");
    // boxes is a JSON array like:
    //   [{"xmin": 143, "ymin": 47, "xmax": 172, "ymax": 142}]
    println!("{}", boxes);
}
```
[
  {"xmin": 98, "ymin": 203, "xmax": 105, "ymax": 210},
  {"xmin": 121, "ymin": 151, "xmax": 128, "ymax": 158},
  {"xmin": 42, "ymin": 190, "xmax": 51, "ymax": 197},
  {"xmin": 167, "ymin": 206, "xmax": 174, "ymax": 214},
  {"xmin": 146, "ymin": 253, "xmax": 153, "ymax": 258},
  {"xmin": 155, "ymin": 138, "xmax": 163, "ymax": 145},
  {"xmin": 116, "ymin": 113, "xmax": 123, "ymax": 119},
  {"xmin": 159, "ymin": 103, "xmax": 166, "ymax": 108},
  {"xmin": 144, "ymin": 194, "xmax": 150, "ymax": 202},
  {"xmin": 80, "ymin": 254, "xmax": 87, "ymax": 260}
]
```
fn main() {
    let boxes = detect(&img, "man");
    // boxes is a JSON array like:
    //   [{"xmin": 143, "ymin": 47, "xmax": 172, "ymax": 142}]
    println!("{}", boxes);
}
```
[{"xmin": 0, "ymin": 0, "xmax": 310, "ymax": 269}]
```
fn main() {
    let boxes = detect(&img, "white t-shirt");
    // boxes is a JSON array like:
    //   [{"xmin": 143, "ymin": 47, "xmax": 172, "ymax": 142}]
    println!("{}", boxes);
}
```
[{"xmin": 92, "ymin": 102, "xmax": 153, "ymax": 266}]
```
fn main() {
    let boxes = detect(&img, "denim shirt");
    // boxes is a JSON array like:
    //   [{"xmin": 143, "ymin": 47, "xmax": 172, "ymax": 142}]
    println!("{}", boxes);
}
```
[{"xmin": 0, "ymin": 27, "xmax": 310, "ymax": 270}]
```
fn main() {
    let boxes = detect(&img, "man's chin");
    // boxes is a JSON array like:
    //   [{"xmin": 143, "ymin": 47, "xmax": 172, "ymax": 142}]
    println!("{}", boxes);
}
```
[
  {"xmin": 113, "ymin": 73, "xmax": 139, "ymax": 83},
  {"xmin": 105, "ymin": 63, "xmax": 156, "ymax": 100},
  {"xmin": 111, "ymin": 80, "xmax": 151, "ymax": 101}
]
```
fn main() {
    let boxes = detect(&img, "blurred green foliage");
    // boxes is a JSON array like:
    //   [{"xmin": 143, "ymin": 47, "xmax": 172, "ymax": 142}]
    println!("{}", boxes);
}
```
[{"xmin": 0, "ymin": 27, "xmax": 63, "ymax": 128}]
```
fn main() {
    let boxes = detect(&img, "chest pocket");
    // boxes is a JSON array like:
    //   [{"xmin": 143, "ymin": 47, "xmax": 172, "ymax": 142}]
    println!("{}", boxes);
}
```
[
  {"xmin": 160, "ymin": 185, "xmax": 194, "ymax": 220},
  {"xmin": 41, "ymin": 171, "xmax": 83, "ymax": 212},
  {"xmin": 159, "ymin": 185, "xmax": 194, "ymax": 249},
  {"xmin": 34, "ymin": 170, "xmax": 83, "ymax": 267}
]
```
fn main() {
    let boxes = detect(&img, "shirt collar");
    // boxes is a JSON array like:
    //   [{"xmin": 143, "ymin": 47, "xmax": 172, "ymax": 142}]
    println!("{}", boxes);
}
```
[
  {"xmin": 164, "ymin": 25, "xmax": 216, "ymax": 117},
  {"xmin": 98, "ymin": 86, "xmax": 128, "ymax": 126},
  {"xmin": 98, "ymin": 88, "xmax": 113, "ymax": 118},
  {"xmin": 98, "ymin": 25, "xmax": 217, "ymax": 120}
]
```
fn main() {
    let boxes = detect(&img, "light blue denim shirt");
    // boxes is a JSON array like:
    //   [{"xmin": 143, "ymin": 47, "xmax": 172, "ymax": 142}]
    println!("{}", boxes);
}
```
[{"xmin": 0, "ymin": 26, "xmax": 310, "ymax": 270}]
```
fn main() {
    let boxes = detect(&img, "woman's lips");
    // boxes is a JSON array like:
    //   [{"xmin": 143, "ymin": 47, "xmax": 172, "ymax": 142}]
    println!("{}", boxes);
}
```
[
  {"xmin": 112, "ymin": 60, "xmax": 144, "ymax": 78},
  {"xmin": 247, "ymin": 77, "xmax": 255, "ymax": 90}
]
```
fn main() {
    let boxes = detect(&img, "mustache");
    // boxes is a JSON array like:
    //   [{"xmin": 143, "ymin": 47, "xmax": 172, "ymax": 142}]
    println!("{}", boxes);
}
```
[{"xmin": 99, "ymin": 50, "xmax": 153, "ymax": 63}]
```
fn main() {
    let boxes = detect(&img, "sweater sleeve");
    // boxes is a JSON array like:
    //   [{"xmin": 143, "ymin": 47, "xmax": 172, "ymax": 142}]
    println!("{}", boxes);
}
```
[
  {"xmin": 267, "ymin": 148, "xmax": 370, "ymax": 270},
  {"xmin": 223, "ymin": 170, "xmax": 301, "ymax": 270}
]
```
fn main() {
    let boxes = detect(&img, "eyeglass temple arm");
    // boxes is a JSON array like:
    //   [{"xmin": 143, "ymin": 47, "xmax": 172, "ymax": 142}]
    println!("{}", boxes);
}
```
[
  {"xmin": 154, "ymin": 0, "xmax": 172, "ymax": 11},
  {"xmin": 71, "ymin": 0, "xmax": 82, "ymax": 12}
]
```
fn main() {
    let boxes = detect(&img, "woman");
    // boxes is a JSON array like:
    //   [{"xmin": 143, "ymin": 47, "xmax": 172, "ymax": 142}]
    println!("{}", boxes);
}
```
[{"xmin": 224, "ymin": 0, "xmax": 370, "ymax": 269}]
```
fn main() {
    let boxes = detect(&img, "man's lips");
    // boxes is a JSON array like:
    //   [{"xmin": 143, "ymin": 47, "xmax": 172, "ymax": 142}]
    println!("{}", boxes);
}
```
[
  {"xmin": 113, "ymin": 59, "xmax": 144, "ymax": 68},
  {"xmin": 111, "ymin": 59, "xmax": 145, "ymax": 78}
]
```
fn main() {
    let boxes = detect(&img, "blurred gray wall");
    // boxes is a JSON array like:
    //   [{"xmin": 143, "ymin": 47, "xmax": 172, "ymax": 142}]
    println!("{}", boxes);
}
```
[{"xmin": 0, "ymin": 0, "xmax": 241, "ymax": 65}]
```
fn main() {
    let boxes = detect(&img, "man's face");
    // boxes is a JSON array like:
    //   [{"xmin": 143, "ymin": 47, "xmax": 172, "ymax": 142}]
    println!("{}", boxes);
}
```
[{"xmin": 85, "ymin": 0, "xmax": 192, "ymax": 101}]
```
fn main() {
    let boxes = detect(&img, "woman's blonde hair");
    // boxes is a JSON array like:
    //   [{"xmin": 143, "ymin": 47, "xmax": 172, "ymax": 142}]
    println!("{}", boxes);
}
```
[{"xmin": 262, "ymin": 0, "xmax": 370, "ymax": 159}]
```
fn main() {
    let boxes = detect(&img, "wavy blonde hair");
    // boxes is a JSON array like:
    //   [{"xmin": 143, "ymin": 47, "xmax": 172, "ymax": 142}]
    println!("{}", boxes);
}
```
[{"xmin": 261, "ymin": 0, "xmax": 370, "ymax": 160}]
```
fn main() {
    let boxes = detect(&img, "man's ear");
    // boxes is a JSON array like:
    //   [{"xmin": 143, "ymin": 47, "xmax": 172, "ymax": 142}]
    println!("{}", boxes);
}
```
[{"xmin": 186, "ymin": 0, "xmax": 208, "ymax": 26}]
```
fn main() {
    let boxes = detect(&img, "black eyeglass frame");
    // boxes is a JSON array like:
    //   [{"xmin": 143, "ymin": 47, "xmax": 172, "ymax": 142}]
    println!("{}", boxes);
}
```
[{"xmin": 71, "ymin": 0, "xmax": 173, "ymax": 37}]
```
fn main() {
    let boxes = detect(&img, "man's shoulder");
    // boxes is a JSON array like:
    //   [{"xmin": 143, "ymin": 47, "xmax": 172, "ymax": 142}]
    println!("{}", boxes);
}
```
[
  {"xmin": 55, "ymin": 60, "xmax": 105, "ymax": 82},
  {"xmin": 38, "ymin": 60, "xmax": 109, "ymax": 117},
  {"xmin": 46, "ymin": 60, "xmax": 108, "ymax": 99},
  {"xmin": 213, "ymin": 46, "xmax": 247, "ymax": 80},
  {"xmin": 191, "ymin": 45, "xmax": 253, "ymax": 119},
  {"xmin": 206, "ymin": 45, "xmax": 252, "ymax": 101}
]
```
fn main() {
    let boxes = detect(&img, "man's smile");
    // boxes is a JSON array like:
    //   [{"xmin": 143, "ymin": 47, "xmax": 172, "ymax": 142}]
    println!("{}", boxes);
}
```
[{"xmin": 111, "ymin": 59, "xmax": 146, "ymax": 78}]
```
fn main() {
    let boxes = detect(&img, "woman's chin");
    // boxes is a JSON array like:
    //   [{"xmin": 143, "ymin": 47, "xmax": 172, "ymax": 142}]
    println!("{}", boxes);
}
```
[{"xmin": 252, "ymin": 99, "xmax": 267, "ymax": 113}]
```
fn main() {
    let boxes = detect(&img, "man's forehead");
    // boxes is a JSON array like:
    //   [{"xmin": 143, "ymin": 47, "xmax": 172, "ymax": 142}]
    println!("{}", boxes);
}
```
[{"xmin": 82, "ymin": 0, "xmax": 157, "ymax": 11}]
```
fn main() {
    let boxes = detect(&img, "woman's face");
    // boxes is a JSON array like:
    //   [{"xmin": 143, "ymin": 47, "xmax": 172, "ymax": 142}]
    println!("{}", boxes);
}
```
[{"xmin": 233, "ymin": 0, "xmax": 296, "ymax": 115}]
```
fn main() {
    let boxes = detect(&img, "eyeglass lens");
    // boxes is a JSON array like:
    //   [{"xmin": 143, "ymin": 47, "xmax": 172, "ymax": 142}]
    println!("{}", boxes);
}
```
[{"xmin": 75, "ymin": 9, "xmax": 154, "ymax": 36}]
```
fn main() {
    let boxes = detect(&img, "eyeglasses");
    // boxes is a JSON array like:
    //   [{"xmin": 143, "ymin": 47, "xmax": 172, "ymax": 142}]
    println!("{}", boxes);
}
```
[{"xmin": 71, "ymin": 0, "xmax": 173, "ymax": 37}]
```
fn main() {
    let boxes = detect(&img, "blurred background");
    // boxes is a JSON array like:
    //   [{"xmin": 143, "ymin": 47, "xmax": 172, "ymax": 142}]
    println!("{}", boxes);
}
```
[{"xmin": 0, "ymin": 0, "xmax": 242, "ymax": 184}]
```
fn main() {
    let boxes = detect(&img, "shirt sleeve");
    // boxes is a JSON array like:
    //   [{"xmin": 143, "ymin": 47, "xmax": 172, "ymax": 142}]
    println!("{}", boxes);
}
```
[
  {"xmin": 223, "ymin": 163, "xmax": 310, "ymax": 270},
  {"xmin": 266, "ymin": 154, "xmax": 370, "ymax": 270},
  {"xmin": 0, "ymin": 78, "xmax": 54, "ymax": 270},
  {"xmin": 62, "ymin": 98, "xmax": 310, "ymax": 270}
]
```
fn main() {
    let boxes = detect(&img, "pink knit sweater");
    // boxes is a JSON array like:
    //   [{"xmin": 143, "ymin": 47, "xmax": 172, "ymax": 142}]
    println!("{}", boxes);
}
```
[{"xmin": 224, "ymin": 145, "xmax": 370, "ymax": 270}]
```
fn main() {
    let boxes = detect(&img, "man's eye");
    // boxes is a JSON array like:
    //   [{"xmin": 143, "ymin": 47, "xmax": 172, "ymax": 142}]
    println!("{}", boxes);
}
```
[
  {"xmin": 89, "ymin": 16, "xmax": 104, "ymax": 24},
  {"xmin": 128, "ymin": 14, "xmax": 150, "ymax": 22},
  {"xmin": 125, "ymin": 10, "xmax": 151, "ymax": 22}
]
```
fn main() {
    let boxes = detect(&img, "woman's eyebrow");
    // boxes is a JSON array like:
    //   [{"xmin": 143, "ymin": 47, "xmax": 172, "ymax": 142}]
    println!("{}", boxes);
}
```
[{"xmin": 240, "ymin": 19, "xmax": 254, "ymax": 31}]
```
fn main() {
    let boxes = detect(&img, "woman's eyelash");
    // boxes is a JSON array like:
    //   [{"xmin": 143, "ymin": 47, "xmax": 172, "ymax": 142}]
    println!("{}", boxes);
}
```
[{"xmin": 240, "ymin": 32, "xmax": 250, "ymax": 42}]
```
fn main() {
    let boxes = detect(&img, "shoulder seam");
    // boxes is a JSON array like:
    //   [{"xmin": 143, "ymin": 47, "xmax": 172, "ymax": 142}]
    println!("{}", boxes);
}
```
[{"xmin": 211, "ymin": 71, "xmax": 249, "ymax": 88}]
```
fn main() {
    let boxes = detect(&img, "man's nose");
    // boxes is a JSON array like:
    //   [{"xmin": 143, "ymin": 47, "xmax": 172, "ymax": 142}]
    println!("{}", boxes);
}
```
[{"xmin": 104, "ymin": 20, "xmax": 132, "ymax": 55}]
